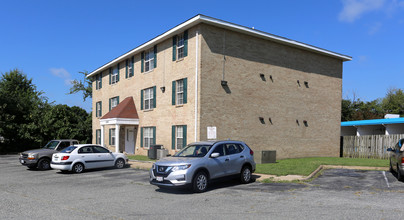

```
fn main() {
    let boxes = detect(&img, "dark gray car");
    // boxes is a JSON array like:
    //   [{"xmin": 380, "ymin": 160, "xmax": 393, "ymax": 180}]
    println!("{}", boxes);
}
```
[
  {"xmin": 150, "ymin": 140, "xmax": 256, "ymax": 193},
  {"xmin": 19, "ymin": 139, "xmax": 78, "ymax": 170},
  {"xmin": 388, "ymin": 139, "xmax": 404, "ymax": 181}
]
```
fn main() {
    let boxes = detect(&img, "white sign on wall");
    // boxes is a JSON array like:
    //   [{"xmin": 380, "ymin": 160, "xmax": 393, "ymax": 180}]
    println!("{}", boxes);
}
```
[{"xmin": 207, "ymin": 126, "xmax": 217, "ymax": 140}]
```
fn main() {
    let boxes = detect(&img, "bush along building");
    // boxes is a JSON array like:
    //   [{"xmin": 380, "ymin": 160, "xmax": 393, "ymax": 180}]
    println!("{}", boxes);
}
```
[{"xmin": 87, "ymin": 14, "xmax": 351, "ymax": 162}]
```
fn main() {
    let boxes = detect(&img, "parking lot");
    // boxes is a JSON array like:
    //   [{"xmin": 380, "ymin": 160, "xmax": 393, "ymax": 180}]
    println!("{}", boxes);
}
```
[{"xmin": 1, "ymin": 155, "xmax": 404, "ymax": 219}]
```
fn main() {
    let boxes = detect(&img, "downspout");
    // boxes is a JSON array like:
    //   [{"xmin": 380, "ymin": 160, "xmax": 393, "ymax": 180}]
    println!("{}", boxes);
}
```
[{"xmin": 195, "ymin": 30, "xmax": 199, "ymax": 142}]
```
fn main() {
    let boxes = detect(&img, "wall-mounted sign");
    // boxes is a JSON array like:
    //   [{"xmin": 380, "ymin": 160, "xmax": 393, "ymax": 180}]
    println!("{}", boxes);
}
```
[{"xmin": 207, "ymin": 126, "xmax": 216, "ymax": 139}]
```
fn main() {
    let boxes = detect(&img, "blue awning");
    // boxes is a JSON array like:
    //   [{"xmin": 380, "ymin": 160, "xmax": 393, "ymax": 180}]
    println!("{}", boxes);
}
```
[{"xmin": 341, "ymin": 118, "xmax": 404, "ymax": 127}]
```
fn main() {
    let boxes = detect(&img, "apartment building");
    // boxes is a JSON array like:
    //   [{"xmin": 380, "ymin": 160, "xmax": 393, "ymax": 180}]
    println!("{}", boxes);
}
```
[{"xmin": 87, "ymin": 15, "xmax": 351, "ymax": 161}]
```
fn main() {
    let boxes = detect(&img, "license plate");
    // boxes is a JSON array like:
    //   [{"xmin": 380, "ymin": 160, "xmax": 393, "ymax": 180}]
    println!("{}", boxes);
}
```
[
  {"xmin": 156, "ymin": 176, "xmax": 163, "ymax": 182},
  {"xmin": 20, "ymin": 160, "xmax": 25, "ymax": 164}
]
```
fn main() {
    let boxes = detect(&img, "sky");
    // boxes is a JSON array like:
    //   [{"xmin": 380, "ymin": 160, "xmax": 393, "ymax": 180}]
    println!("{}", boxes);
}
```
[{"xmin": 1, "ymin": 0, "xmax": 404, "ymax": 112}]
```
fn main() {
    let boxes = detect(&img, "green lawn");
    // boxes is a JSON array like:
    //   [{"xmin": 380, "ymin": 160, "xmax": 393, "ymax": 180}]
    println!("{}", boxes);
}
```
[
  {"xmin": 255, "ymin": 157, "xmax": 389, "ymax": 176},
  {"xmin": 127, "ymin": 155, "xmax": 155, "ymax": 162}
]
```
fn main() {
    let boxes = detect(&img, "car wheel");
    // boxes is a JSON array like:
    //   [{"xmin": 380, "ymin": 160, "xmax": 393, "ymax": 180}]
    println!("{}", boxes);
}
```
[
  {"xmin": 115, "ymin": 158, "xmax": 125, "ymax": 169},
  {"xmin": 240, "ymin": 165, "xmax": 252, "ymax": 184},
  {"xmin": 389, "ymin": 159, "xmax": 394, "ymax": 173},
  {"xmin": 37, "ymin": 158, "xmax": 51, "ymax": 170},
  {"xmin": 72, "ymin": 163, "xmax": 84, "ymax": 173},
  {"xmin": 397, "ymin": 164, "xmax": 404, "ymax": 181},
  {"xmin": 192, "ymin": 171, "xmax": 208, "ymax": 193}
]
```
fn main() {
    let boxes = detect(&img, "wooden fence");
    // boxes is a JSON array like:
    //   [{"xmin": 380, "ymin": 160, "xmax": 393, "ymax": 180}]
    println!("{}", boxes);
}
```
[{"xmin": 342, "ymin": 134, "xmax": 404, "ymax": 159}]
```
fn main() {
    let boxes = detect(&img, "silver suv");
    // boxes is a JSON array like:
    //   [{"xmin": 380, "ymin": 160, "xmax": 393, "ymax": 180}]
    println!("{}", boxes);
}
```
[{"xmin": 149, "ymin": 140, "xmax": 256, "ymax": 193}]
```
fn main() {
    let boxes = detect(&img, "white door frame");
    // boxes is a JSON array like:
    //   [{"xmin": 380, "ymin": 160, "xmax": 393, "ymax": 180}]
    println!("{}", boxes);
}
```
[{"xmin": 125, "ymin": 126, "xmax": 135, "ymax": 154}]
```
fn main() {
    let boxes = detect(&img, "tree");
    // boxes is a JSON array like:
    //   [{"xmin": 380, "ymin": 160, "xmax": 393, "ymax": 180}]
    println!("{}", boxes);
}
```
[
  {"xmin": 68, "ymin": 71, "xmax": 92, "ymax": 101},
  {"xmin": 341, "ymin": 98, "xmax": 383, "ymax": 122},
  {"xmin": 0, "ymin": 69, "xmax": 48, "ymax": 152},
  {"xmin": 381, "ymin": 88, "xmax": 404, "ymax": 116}
]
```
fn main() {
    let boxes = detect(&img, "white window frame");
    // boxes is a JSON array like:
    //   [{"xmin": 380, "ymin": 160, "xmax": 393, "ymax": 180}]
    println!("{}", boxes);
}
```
[
  {"xmin": 128, "ymin": 59, "xmax": 133, "ymax": 77},
  {"xmin": 96, "ymin": 101, "xmax": 102, "ymax": 117},
  {"xmin": 110, "ymin": 128, "xmax": 116, "ymax": 146},
  {"xmin": 110, "ymin": 97, "xmax": 118, "ymax": 110},
  {"xmin": 111, "ymin": 66, "xmax": 118, "ymax": 84},
  {"xmin": 144, "ymin": 88, "xmax": 154, "ymax": 110},
  {"xmin": 143, "ymin": 127, "xmax": 154, "ymax": 149},
  {"xmin": 176, "ymin": 126, "xmax": 183, "ymax": 150},
  {"xmin": 96, "ymin": 74, "xmax": 102, "ymax": 89},
  {"xmin": 177, "ymin": 33, "xmax": 185, "ymax": 60},
  {"xmin": 176, "ymin": 79, "xmax": 184, "ymax": 105},
  {"xmin": 144, "ymin": 49, "xmax": 154, "ymax": 72}
]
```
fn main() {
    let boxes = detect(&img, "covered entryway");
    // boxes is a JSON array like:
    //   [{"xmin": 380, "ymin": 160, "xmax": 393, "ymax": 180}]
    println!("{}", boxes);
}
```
[{"xmin": 99, "ymin": 97, "xmax": 139, "ymax": 153}]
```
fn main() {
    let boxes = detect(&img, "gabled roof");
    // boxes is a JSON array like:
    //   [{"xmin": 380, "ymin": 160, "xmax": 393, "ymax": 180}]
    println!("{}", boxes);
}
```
[
  {"xmin": 101, "ymin": 97, "xmax": 139, "ymax": 119},
  {"xmin": 341, "ymin": 118, "xmax": 404, "ymax": 127},
  {"xmin": 87, "ymin": 14, "xmax": 351, "ymax": 78}
]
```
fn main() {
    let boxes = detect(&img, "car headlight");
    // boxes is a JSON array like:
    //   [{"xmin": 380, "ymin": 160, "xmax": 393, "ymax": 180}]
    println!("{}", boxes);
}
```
[
  {"xmin": 171, "ymin": 164, "xmax": 191, "ymax": 172},
  {"xmin": 27, "ymin": 153, "xmax": 37, "ymax": 160}
]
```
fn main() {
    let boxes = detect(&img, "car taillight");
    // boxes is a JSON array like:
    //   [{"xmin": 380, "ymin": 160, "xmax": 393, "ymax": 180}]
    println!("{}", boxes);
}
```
[
  {"xmin": 402, "ymin": 158, "xmax": 404, "ymax": 164},
  {"xmin": 250, "ymin": 149, "xmax": 254, "ymax": 156},
  {"xmin": 62, "ymin": 156, "xmax": 69, "ymax": 160}
]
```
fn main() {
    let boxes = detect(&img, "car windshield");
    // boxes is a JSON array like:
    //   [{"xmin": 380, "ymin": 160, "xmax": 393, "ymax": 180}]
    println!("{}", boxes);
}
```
[
  {"xmin": 173, "ymin": 145, "xmax": 211, "ymax": 157},
  {"xmin": 42, "ymin": 141, "xmax": 59, "ymax": 150},
  {"xmin": 61, "ymin": 146, "xmax": 77, "ymax": 153}
]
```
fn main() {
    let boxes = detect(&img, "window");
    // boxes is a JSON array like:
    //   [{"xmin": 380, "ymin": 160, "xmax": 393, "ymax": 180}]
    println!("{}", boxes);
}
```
[
  {"xmin": 172, "ymin": 30, "xmax": 188, "ymax": 61},
  {"xmin": 57, "ymin": 142, "xmax": 71, "ymax": 151},
  {"xmin": 109, "ymin": 96, "xmax": 119, "ymax": 111},
  {"xmin": 172, "ymin": 125, "xmax": 187, "ymax": 150},
  {"xmin": 172, "ymin": 78, "xmax": 187, "ymax": 105},
  {"xmin": 93, "ymin": 146, "xmax": 109, "ymax": 153},
  {"xmin": 177, "ymin": 33, "xmax": 185, "ymax": 60},
  {"xmin": 96, "ymin": 129, "xmax": 101, "ymax": 145},
  {"xmin": 126, "ymin": 57, "xmax": 134, "ymax": 78},
  {"xmin": 96, "ymin": 73, "xmax": 102, "ymax": 89},
  {"xmin": 144, "ymin": 49, "xmax": 154, "ymax": 72},
  {"xmin": 109, "ymin": 128, "xmax": 116, "ymax": 146},
  {"xmin": 141, "ymin": 87, "xmax": 156, "ymax": 110},
  {"xmin": 78, "ymin": 146, "xmax": 93, "ymax": 154},
  {"xmin": 96, "ymin": 101, "xmax": 102, "ymax": 117},
  {"xmin": 110, "ymin": 65, "xmax": 119, "ymax": 84},
  {"xmin": 141, "ymin": 127, "xmax": 155, "ymax": 149}
]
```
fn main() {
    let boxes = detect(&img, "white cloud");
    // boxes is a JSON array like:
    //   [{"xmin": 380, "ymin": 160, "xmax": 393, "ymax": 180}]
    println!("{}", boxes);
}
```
[
  {"xmin": 50, "ymin": 68, "xmax": 73, "ymax": 86},
  {"xmin": 339, "ymin": 0, "xmax": 386, "ymax": 22}
]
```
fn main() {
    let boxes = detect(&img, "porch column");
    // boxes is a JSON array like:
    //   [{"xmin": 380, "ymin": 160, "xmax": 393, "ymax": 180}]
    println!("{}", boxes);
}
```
[
  {"xmin": 101, "ymin": 125, "xmax": 105, "ymax": 147},
  {"xmin": 115, "ymin": 124, "xmax": 120, "ymax": 153}
]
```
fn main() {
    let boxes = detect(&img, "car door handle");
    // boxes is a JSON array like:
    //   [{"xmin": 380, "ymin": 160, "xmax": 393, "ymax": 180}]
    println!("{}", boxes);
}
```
[
  {"xmin": 225, "ymin": 158, "xmax": 229, "ymax": 162},
  {"xmin": 240, "ymin": 156, "xmax": 244, "ymax": 158}
]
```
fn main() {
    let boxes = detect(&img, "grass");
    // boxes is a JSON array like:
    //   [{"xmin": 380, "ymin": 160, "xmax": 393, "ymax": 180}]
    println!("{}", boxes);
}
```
[
  {"xmin": 255, "ymin": 157, "xmax": 389, "ymax": 176},
  {"xmin": 127, "ymin": 155, "xmax": 155, "ymax": 162}
]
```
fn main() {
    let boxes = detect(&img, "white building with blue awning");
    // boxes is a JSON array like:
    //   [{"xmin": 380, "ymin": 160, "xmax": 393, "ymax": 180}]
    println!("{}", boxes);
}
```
[{"xmin": 341, "ymin": 116, "xmax": 404, "ymax": 136}]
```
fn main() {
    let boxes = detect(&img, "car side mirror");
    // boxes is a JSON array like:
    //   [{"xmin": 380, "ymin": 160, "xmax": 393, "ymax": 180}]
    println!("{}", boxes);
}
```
[
  {"xmin": 387, "ymin": 148, "xmax": 393, "ymax": 152},
  {"xmin": 210, "ymin": 152, "xmax": 220, "ymax": 158}
]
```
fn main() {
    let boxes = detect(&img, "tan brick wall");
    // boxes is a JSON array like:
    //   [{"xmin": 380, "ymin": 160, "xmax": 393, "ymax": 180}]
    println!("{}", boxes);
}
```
[
  {"xmin": 198, "ymin": 24, "xmax": 343, "ymax": 160},
  {"xmin": 92, "ymin": 26, "xmax": 202, "ymax": 155}
]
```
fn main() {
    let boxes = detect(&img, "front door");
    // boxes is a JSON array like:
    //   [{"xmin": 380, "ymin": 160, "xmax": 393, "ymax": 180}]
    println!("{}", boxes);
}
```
[{"xmin": 125, "ymin": 126, "xmax": 135, "ymax": 154}]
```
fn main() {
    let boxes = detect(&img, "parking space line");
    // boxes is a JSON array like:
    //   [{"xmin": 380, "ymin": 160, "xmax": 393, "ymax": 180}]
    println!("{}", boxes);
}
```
[{"xmin": 382, "ymin": 171, "xmax": 390, "ymax": 188}]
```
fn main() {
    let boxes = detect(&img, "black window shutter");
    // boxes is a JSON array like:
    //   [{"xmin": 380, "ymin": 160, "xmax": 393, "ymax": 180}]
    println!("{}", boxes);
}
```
[
  {"xmin": 131, "ymin": 56, "xmax": 134, "ymax": 77},
  {"xmin": 140, "ymin": 127, "xmax": 143, "ymax": 148},
  {"xmin": 153, "ymin": 86, "xmax": 156, "ymax": 108},
  {"xmin": 100, "ymin": 72, "xmax": 102, "ymax": 88},
  {"xmin": 125, "ymin": 60, "xmax": 128, "ymax": 78},
  {"xmin": 172, "ymin": 36, "xmax": 177, "ymax": 61},
  {"xmin": 117, "ymin": 64, "xmax": 120, "ymax": 82},
  {"xmin": 152, "ymin": 127, "xmax": 156, "ymax": 145},
  {"xmin": 183, "ymin": 78, "xmax": 187, "ymax": 104},
  {"xmin": 172, "ymin": 126, "xmax": 176, "ymax": 149},
  {"xmin": 141, "ymin": 52, "xmax": 144, "ymax": 73},
  {"xmin": 109, "ymin": 68, "xmax": 111, "ymax": 84},
  {"xmin": 154, "ymin": 45, "xmax": 157, "ymax": 68},
  {"xmin": 183, "ymin": 125, "xmax": 187, "ymax": 148},
  {"xmin": 140, "ymin": 89, "xmax": 144, "ymax": 110},
  {"xmin": 184, "ymin": 30, "xmax": 188, "ymax": 57},
  {"xmin": 109, "ymin": 98, "xmax": 111, "ymax": 111},
  {"xmin": 172, "ymin": 81, "xmax": 176, "ymax": 105}
]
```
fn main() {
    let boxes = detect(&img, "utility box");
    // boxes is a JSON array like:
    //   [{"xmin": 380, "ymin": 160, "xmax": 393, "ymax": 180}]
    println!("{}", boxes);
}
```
[
  {"xmin": 157, "ymin": 149, "xmax": 169, "ymax": 160},
  {"xmin": 148, "ymin": 145, "xmax": 163, "ymax": 159},
  {"xmin": 261, "ymin": 150, "xmax": 276, "ymax": 163}
]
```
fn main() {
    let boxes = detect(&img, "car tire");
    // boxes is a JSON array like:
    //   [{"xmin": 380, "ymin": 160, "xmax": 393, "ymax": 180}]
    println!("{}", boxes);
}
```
[
  {"xmin": 72, "ymin": 163, "xmax": 84, "ymax": 174},
  {"xmin": 115, "ymin": 158, "xmax": 125, "ymax": 169},
  {"xmin": 37, "ymin": 158, "xmax": 51, "ymax": 170},
  {"xmin": 240, "ymin": 165, "xmax": 252, "ymax": 184},
  {"xmin": 389, "ymin": 159, "xmax": 394, "ymax": 173},
  {"xmin": 192, "ymin": 171, "xmax": 208, "ymax": 193},
  {"xmin": 397, "ymin": 164, "xmax": 404, "ymax": 181}
]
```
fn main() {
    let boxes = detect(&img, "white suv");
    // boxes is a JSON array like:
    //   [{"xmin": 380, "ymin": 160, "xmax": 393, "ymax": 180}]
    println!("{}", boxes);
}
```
[{"xmin": 150, "ymin": 140, "xmax": 256, "ymax": 193}]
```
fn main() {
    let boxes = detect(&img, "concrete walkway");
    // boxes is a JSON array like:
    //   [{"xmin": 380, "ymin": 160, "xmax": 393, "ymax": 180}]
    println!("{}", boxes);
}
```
[{"xmin": 128, "ymin": 160, "xmax": 389, "ymax": 182}]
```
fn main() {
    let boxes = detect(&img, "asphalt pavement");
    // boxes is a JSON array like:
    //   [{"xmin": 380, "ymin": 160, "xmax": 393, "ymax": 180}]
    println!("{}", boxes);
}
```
[{"xmin": 1, "ymin": 155, "xmax": 404, "ymax": 219}]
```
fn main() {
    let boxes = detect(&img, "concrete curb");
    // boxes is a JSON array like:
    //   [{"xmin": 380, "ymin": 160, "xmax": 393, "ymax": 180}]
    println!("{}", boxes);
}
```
[{"xmin": 127, "ymin": 160, "xmax": 389, "ymax": 182}]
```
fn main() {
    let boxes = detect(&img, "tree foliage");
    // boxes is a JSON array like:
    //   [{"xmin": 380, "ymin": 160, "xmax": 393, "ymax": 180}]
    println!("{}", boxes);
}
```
[
  {"xmin": 68, "ymin": 70, "xmax": 92, "ymax": 101},
  {"xmin": 0, "ymin": 69, "xmax": 91, "ymax": 153},
  {"xmin": 342, "ymin": 88, "xmax": 404, "ymax": 121}
]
